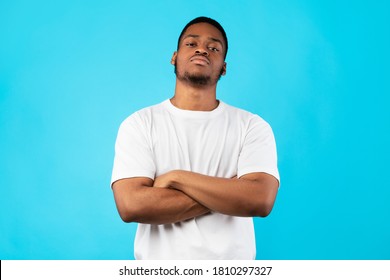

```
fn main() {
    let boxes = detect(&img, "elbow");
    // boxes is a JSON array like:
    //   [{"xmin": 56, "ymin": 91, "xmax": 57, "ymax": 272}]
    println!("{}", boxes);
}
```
[
  {"xmin": 117, "ymin": 204, "xmax": 142, "ymax": 223},
  {"xmin": 256, "ymin": 203, "xmax": 274, "ymax": 217},
  {"xmin": 247, "ymin": 199, "xmax": 275, "ymax": 218},
  {"xmin": 112, "ymin": 179, "xmax": 155, "ymax": 223},
  {"xmin": 118, "ymin": 210, "xmax": 135, "ymax": 223},
  {"xmin": 118, "ymin": 211, "xmax": 135, "ymax": 223},
  {"xmin": 252, "ymin": 186, "xmax": 278, "ymax": 217}
]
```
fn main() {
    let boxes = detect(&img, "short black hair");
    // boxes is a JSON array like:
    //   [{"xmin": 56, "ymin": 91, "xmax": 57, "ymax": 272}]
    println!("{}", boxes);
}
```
[{"xmin": 177, "ymin": 16, "xmax": 228, "ymax": 59}]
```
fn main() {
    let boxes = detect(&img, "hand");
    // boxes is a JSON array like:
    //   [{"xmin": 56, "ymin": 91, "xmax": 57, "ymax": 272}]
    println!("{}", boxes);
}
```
[{"xmin": 153, "ymin": 171, "xmax": 178, "ymax": 189}]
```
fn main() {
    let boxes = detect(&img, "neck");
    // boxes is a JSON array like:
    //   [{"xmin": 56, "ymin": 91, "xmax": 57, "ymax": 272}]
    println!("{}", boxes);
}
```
[{"xmin": 171, "ymin": 79, "xmax": 219, "ymax": 111}]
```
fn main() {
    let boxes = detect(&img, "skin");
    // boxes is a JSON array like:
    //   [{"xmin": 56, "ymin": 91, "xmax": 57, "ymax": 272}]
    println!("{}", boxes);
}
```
[{"xmin": 112, "ymin": 22, "xmax": 279, "ymax": 225}]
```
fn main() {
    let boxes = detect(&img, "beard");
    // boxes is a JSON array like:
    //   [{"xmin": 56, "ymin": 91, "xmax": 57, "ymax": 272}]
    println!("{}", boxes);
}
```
[{"xmin": 174, "ymin": 65, "xmax": 222, "ymax": 87}]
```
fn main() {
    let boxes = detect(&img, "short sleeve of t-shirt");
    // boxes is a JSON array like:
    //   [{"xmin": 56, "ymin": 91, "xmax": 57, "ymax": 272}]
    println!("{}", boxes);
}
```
[
  {"xmin": 111, "ymin": 112, "xmax": 156, "ymax": 185},
  {"xmin": 237, "ymin": 115, "xmax": 280, "ymax": 182}
]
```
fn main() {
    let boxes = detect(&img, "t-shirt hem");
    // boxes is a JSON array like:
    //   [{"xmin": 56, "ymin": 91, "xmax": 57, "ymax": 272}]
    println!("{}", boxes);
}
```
[
  {"xmin": 111, "ymin": 170, "xmax": 155, "ymax": 187},
  {"xmin": 238, "ymin": 167, "xmax": 280, "ymax": 183}
]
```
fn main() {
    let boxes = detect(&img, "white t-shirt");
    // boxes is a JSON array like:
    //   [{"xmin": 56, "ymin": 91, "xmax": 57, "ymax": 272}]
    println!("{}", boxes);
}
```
[{"xmin": 111, "ymin": 99, "xmax": 279, "ymax": 259}]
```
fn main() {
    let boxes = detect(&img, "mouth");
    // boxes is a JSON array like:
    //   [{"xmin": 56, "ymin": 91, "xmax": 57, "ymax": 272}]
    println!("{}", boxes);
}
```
[{"xmin": 190, "ymin": 55, "xmax": 210, "ymax": 65}]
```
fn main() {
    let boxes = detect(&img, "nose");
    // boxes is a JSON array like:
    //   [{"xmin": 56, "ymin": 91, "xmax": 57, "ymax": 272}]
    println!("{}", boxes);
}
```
[{"xmin": 195, "ymin": 48, "xmax": 209, "ymax": 56}]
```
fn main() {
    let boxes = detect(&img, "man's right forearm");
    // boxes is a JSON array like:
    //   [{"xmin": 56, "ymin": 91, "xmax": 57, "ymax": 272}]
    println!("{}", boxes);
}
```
[
  {"xmin": 112, "ymin": 178, "xmax": 210, "ymax": 225},
  {"xmin": 132, "ymin": 187, "xmax": 210, "ymax": 224}
]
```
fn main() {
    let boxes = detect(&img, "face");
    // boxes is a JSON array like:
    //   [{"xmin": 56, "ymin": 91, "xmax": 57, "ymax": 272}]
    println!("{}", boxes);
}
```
[{"xmin": 171, "ymin": 23, "xmax": 227, "ymax": 87}]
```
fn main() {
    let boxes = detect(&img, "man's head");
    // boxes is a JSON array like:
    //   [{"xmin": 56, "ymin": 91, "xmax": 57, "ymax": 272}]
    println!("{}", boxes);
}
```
[
  {"xmin": 177, "ymin": 17, "xmax": 228, "ymax": 59},
  {"xmin": 172, "ymin": 17, "xmax": 228, "ymax": 87}
]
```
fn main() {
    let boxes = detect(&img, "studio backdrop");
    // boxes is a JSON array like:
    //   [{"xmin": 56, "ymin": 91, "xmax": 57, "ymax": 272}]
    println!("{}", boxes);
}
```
[{"xmin": 1, "ymin": 0, "xmax": 389, "ymax": 259}]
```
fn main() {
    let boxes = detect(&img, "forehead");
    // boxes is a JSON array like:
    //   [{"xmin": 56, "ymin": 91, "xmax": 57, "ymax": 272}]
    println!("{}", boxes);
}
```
[{"xmin": 182, "ymin": 23, "xmax": 225, "ymax": 46}]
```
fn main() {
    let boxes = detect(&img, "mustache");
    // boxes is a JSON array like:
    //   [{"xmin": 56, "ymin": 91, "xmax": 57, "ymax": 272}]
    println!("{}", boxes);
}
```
[{"xmin": 190, "ymin": 54, "xmax": 210, "ymax": 64}]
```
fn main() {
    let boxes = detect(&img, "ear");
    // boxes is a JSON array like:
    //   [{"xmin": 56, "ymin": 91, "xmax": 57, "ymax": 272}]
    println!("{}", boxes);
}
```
[
  {"xmin": 221, "ymin": 62, "xmax": 227, "ymax": 76},
  {"xmin": 171, "ymin": 51, "xmax": 177, "ymax": 65}
]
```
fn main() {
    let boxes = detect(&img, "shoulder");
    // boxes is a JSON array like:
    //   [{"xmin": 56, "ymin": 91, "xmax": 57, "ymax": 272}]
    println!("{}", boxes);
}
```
[
  {"xmin": 120, "ymin": 100, "xmax": 168, "ymax": 128},
  {"xmin": 221, "ymin": 101, "xmax": 272, "ymax": 129}
]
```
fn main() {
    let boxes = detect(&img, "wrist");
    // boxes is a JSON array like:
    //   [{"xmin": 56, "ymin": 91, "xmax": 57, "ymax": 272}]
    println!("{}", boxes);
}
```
[{"xmin": 170, "ymin": 170, "xmax": 184, "ymax": 190}]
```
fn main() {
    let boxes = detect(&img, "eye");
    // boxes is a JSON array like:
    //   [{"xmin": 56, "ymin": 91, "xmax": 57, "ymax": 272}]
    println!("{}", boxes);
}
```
[
  {"xmin": 208, "ymin": 46, "xmax": 219, "ymax": 52},
  {"xmin": 185, "ymin": 42, "xmax": 196, "ymax": 47}
]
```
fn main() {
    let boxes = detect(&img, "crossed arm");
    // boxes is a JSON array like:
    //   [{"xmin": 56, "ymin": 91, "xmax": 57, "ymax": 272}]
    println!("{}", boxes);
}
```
[{"xmin": 112, "ymin": 171, "xmax": 279, "ymax": 225}]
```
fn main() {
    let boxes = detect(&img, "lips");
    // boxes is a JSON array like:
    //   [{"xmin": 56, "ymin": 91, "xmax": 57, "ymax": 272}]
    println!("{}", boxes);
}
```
[{"xmin": 190, "ymin": 55, "xmax": 210, "ymax": 65}]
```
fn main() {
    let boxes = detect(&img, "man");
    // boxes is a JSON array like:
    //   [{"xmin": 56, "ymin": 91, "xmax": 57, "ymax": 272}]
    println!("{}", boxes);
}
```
[{"xmin": 111, "ymin": 17, "xmax": 280, "ymax": 259}]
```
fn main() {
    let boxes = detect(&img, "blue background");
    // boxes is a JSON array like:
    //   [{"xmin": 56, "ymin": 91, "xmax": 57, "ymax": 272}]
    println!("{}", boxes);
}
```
[{"xmin": 1, "ymin": 0, "xmax": 389, "ymax": 260}]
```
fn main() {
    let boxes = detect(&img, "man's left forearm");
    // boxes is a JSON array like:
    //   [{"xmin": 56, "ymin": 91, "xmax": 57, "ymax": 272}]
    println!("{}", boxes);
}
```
[{"xmin": 153, "ymin": 170, "xmax": 279, "ymax": 217}]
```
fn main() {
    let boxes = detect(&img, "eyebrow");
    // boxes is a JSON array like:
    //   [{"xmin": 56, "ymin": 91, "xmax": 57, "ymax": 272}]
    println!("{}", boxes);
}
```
[{"xmin": 182, "ymin": 34, "xmax": 224, "ymax": 47}]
